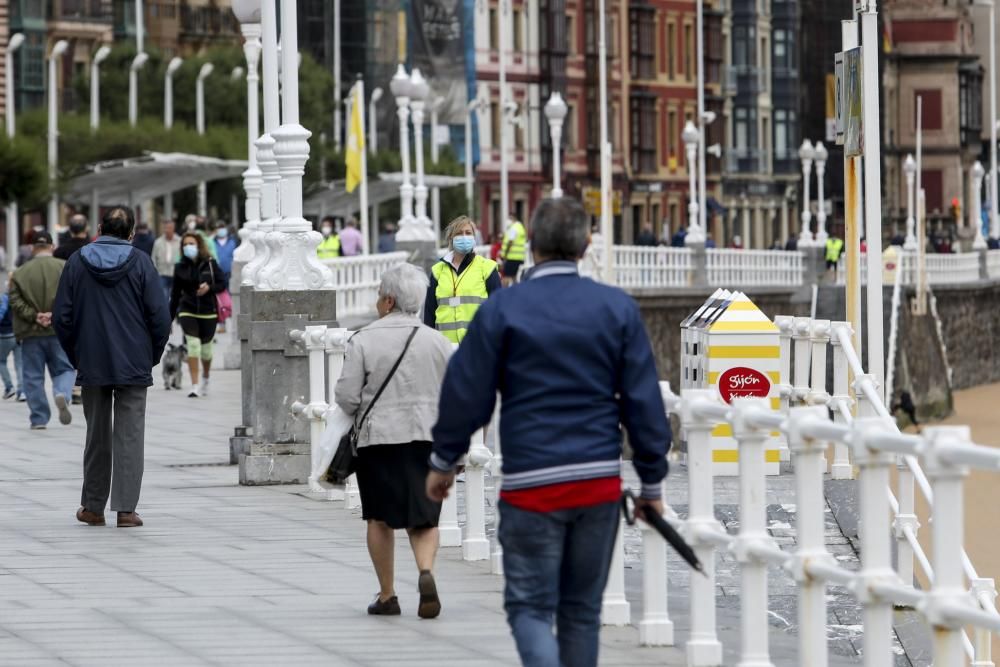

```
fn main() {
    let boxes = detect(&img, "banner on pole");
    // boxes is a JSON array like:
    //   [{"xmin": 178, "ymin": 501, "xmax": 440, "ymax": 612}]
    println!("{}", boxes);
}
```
[{"xmin": 410, "ymin": 0, "xmax": 469, "ymax": 125}]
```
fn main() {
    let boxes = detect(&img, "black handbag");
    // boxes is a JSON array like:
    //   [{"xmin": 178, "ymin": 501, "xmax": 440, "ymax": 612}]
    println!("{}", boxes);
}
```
[{"xmin": 326, "ymin": 326, "xmax": 419, "ymax": 484}]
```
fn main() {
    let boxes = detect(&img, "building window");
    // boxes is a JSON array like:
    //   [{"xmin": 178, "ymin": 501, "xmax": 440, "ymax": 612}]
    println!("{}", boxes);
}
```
[
  {"xmin": 566, "ymin": 15, "xmax": 575, "ymax": 52},
  {"xmin": 914, "ymin": 89, "xmax": 943, "ymax": 131},
  {"xmin": 773, "ymin": 29, "xmax": 791, "ymax": 70},
  {"xmin": 684, "ymin": 24, "xmax": 694, "ymax": 81},
  {"xmin": 513, "ymin": 7, "xmax": 523, "ymax": 52},
  {"xmin": 667, "ymin": 21, "xmax": 676, "ymax": 78},
  {"xmin": 489, "ymin": 8, "xmax": 498, "ymax": 51},
  {"xmin": 960, "ymin": 65, "xmax": 983, "ymax": 146},
  {"xmin": 733, "ymin": 25, "xmax": 755, "ymax": 68},
  {"xmin": 735, "ymin": 108, "xmax": 749, "ymax": 151},
  {"xmin": 629, "ymin": 8, "xmax": 655, "ymax": 80},
  {"xmin": 666, "ymin": 108, "xmax": 678, "ymax": 166},
  {"xmin": 585, "ymin": 7, "xmax": 596, "ymax": 54},
  {"xmin": 774, "ymin": 109, "xmax": 799, "ymax": 159},
  {"xmin": 631, "ymin": 96, "xmax": 657, "ymax": 174},
  {"xmin": 921, "ymin": 169, "xmax": 944, "ymax": 213}
]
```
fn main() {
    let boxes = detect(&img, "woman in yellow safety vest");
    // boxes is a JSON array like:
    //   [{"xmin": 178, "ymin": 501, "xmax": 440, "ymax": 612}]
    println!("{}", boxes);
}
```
[
  {"xmin": 317, "ymin": 216, "xmax": 341, "ymax": 259},
  {"xmin": 424, "ymin": 216, "xmax": 502, "ymax": 344}
]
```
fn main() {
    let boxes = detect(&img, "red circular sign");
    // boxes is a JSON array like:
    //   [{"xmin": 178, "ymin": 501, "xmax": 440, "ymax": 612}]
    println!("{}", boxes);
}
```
[{"xmin": 718, "ymin": 367, "xmax": 771, "ymax": 404}]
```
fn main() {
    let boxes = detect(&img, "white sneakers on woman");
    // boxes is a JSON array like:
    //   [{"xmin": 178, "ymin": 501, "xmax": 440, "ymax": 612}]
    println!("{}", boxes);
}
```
[
  {"xmin": 188, "ymin": 378, "xmax": 209, "ymax": 398},
  {"xmin": 200, "ymin": 377, "xmax": 210, "ymax": 397},
  {"xmin": 188, "ymin": 384, "xmax": 200, "ymax": 398}
]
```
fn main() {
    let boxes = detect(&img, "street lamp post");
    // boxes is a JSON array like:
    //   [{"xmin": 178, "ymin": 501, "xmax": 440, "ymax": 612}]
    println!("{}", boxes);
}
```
[
  {"xmin": 90, "ymin": 45, "xmax": 111, "ymax": 131},
  {"xmin": 409, "ymin": 69, "xmax": 433, "ymax": 239},
  {"xmin": 233, "ymin": 0, "xmax": 262, "ymax": 264},
  {"xmin": 974, "ymin": 0, "xmax": 1000, "ymax": 240},
  {"xmin": 798, "ymin": 139, "xmax": 815, "ymax": 246},
  {"xmin": 391, "ymin": 65, "xmax": 419, "ymax": 240},
  {"xmin": 163, "ymin": 57, "xmax": 182, "ymax": 129},
  {"xmin": 6, "ymin": 33, "xmax": 25, "ymax": 271},
  {"xmin": 814, "ymin": 141, "xmax": 828, "ymax": 246},
  {"xmin": 465, "ymin": 97, "xmax": 483, "ymax": 214},
  {"xmin": 683, "ymin": 121, "xmax": 700, "ymax": 234},
  {"xmin": 369, "ymin": 87, "xmax": 382, "ymax": 155},
  {"xmin": 48, "ymin": 40, "xmax": 69, "ymax": 237},
  {"xmin": 903, "ymin": 154, "xmax": 917, "ymax": 250},
  {"xmin": 430, "ymin": 96, "xmax": 444, "ymax": 241},
  {"xmin": 128, "ymin": 52, "xmax": 149, "ymax": 128},
  {"xmin": 195, "ymin": 62, "xmax": 214, "ymax": 217},
  {"xmin": 544, "ymin": 91, "xmax": 568, "ymax": 199},
  {"xmin": 972, "ymin": 161, "xmax": 987, "ymax": 250}
]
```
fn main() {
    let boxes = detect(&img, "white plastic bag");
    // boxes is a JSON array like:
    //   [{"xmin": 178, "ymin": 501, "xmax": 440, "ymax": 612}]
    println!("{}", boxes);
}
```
[{"xmin": 308, "ymin": 405, "xmax": 355, "ymax": 491}]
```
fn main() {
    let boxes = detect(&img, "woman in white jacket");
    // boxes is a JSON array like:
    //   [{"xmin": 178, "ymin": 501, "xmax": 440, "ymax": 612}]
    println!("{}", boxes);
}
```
[{"xmin": 335, "ymin": 263, "xmax": 453, "ymax": 619}]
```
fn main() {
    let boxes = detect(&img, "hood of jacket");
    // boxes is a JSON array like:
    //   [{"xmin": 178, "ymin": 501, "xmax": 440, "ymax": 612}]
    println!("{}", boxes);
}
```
[{"xmin": 79, "ymin": 236, "xmax": 138, "ymax": 285}]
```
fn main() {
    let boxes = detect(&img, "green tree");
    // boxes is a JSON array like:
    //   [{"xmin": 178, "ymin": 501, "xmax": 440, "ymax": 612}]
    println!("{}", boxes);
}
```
[{"xmin": 0, "ymin": 135, "xmax": 47, "ymax": 210}]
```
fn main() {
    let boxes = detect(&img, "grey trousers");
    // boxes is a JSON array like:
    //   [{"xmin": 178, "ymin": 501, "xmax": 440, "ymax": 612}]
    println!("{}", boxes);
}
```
[{"xmin": 81, "ymin": 385, "xmax": 148, "ymax": 514}]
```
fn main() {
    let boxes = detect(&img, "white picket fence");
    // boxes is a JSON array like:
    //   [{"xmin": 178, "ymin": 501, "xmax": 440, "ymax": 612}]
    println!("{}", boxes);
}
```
[
  {"xmin": 837, "ymin": 250, "xmax": 985, "ymax": 286},
  {"xmin": 705, "ymin": 248, "xmax": 804, "ymax": 286},
  {"xmin": 612, "ymin": 246, "xmax": 694, "ymax": 288}
]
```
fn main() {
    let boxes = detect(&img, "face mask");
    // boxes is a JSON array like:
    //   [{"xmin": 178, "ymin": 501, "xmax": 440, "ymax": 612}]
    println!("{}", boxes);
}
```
[
  {"xmin": 216, "ymin": 228, "xmax": 229, "ymax": 239},
  {"xmin": 321, "ymin": 227, "xmax": 332, "ymax": 237},
  {"xmin": 453, "ymin": 236, "xmax": 475, "ymax": 254},
  {"xmin": 183, "ymin": 245, "xmax": 199, "ymax": 260}
]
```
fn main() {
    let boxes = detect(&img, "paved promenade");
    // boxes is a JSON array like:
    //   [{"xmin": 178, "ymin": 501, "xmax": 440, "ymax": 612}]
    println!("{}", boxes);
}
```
[{"xmin": 0, "ymin": 370, "xmax": 684, "ymax": 666}]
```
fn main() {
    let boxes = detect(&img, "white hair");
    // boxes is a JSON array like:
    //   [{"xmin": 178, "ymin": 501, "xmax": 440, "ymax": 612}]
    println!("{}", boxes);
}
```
[{"xmin": 379, "ymin": 263, "xmax": 429, "ymax": 315}]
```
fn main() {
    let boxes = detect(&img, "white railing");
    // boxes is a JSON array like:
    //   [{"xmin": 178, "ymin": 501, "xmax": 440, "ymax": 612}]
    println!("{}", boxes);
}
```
[
  {"xmin": 663, "ymin": 381, "xmax": 1000, "ymax": 666},
  {"xmin": 838, "ymin": 250, "xmax": 984, "ymax": 286},
  {"xmin": 987, "ymin": 249, "xmax": 1000, "ymax": 279},
  {"xmin": 706, "ymin": 248, "xmax": 804, "ymax": 286},
  {"xmin": 771, "ymin": 315, "xmax": 999, "ymax": 664},
  {"xmin": 322, "ymin": 251, "xmax": 409, "ymax": 318},
  {"xmin": 613, "ymin": 246, "xmax": 694, "ymax": 288}
]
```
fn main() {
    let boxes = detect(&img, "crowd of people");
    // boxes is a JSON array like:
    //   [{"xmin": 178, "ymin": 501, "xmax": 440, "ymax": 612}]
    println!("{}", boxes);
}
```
[{"xmin": 0, "ymin": 199, "xmax": 672, "ymax": 667}]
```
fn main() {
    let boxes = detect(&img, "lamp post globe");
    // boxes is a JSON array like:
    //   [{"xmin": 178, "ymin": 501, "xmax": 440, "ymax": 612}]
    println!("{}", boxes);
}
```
[
  {"xmin": 544, "ymin": 91, "xmax": 568, "ymax": 198},
  {"xmin": 231, "ymin": 0, "xmax": 261, "ymax": 23},
  {"xmin": 904, "ymin": 154, "xmax": 917, "ymax": 250},
  {"xmin": 682, "ymin": 121, "xmax": 702, "ymax": 242},
  {"xmin": 798, "ymin": 139, "xmax": 815, "ymax": 246},
  {"xmin": 814, "ymin": 141, "xmax": 828, "ymax": 244}
]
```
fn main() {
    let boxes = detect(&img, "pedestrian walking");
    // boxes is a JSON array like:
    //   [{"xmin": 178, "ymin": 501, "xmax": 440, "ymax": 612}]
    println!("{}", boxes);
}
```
[
  {"xmin": 8, "ymin": 231, "xmax": 77, "ymax": 429},
  {"xmin": 169, "ymin": 232, "xmax": 225, "ymax": 397},
  {"xmin": 53, "ymin": 206, "xmax": 171, "ymax": 528},
  {"xmin": 152, "ymin": 219, "xmax": 181, "ymax": 301},
  {"xmin": 635, "ymin": 223, "xmax": 657, "ymax": 246},
  {"xmin": 132, "ymin": 222, "xmax": 155, "ymax": 256},
  {"xmin": 212, "ymin": 222, "xmax": 239, "ymax": 284},
  {"xmin": 316, "ymin": 217, "xmax": 341, "ymax": 259},
  {"xmin": 424, "ymin": 216, "xmax": 501, "ymax": 344},
  {"xmin": 54, "ymin": 214, "xmax": 92, "ymax": 260},
  {"xmin": 499, "ymin": 217, "xmax": 527, "ymax": 286},
  {"xmin": 338, "ymin": 218, "xmax": 364, "ymax": 256},
  {"xmin": 0, "ymin": 280, "xmax": 24, "ymax": 400},
  {"xmin": 427, "ymin": 197, "xmax": 671, "ymax": 667},
  {"xmin": 334, "ymin": 263, "xmax": 453, "ymax": 619},
  {"xmin": 378, "ymin": 224, "xmax": 397, "ymax": 254}
]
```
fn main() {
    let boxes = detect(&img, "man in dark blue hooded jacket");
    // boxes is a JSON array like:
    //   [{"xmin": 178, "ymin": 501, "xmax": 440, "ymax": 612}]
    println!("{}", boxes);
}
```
[{"xmin": 53, "ymin": 206, "xmax": 171, "ymax": 529}]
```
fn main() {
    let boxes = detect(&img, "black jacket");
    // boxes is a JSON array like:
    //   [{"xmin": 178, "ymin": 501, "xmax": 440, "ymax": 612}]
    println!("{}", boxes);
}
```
[
  {"xmin": 54, "ymin": 236, "xmax": 91, "ymax": 261},
  {"xmin": 169, "ymin": 256, "xmax": 226, "ymax": 320},
  {"xmin": 52, "ymin": 236, "xmax": 172, "ymax": 387}
]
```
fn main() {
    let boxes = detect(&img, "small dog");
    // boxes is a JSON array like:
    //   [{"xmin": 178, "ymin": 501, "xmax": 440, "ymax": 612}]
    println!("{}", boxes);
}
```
[{"xmin": 163, "ymin": 344, "xmax": 187, "ymax": 390}]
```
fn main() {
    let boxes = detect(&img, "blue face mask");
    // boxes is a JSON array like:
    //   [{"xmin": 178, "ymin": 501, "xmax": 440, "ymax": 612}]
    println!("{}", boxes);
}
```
[
  {"xmin": 453, "ymin": 236, "xmax": 475, "ymax": 254},
  {"xmin": 183, "ymin": 245, "xmax": 199, "ymax": 260},
  {"xmin": 216, "ymin": 228, "xmax": 229, "ymax": 239}
]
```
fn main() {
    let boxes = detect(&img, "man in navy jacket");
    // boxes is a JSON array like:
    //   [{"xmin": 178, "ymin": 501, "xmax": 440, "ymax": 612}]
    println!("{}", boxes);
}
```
[
  {"xmin": 53, "ymin": 206, "xmax": 171, "ymax": 529},
  {"xmin": 427, "ymin": 197, "xmax": 671, "ymax": 667}
]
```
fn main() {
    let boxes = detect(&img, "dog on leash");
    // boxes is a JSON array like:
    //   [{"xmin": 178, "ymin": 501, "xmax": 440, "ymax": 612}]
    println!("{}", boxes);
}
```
[{"xmin": 163, "ymin": 344, "xmax": 187, "ymax": 390}]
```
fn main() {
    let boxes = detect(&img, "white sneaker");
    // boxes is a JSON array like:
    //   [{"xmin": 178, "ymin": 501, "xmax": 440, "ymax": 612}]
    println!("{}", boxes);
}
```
[
  {"xmin": 188, "ymin": 384, "xmax": 200, "ymax": 398},
  {"xmin": 200, "ymin": 377, "xmax": 210, "ymax": 397}
]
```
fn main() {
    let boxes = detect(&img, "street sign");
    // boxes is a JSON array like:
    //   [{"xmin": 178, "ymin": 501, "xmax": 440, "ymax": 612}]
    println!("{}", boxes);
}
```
[
  {"xmin": 582, "ymin": 186, "xmax": 623, "ymax": 216},
  {"xmin": 838, "ymin": 46, "xmax": 863, "ymax": 157}
]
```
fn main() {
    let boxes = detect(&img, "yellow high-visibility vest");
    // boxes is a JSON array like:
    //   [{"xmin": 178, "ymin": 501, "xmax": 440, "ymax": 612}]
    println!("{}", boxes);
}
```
[
  {"xmin": 431, "ymin": 254, "xmax": 498, "ymax": 344},
  {"xmin": 825, "ymin": 237, "xmax": 844, "ymax": 263},
  {"xmin": 501, "ymin": 221, "xmax": 527, "ymax": 262},
  {"xmin": 317, "ymin": 234, "xmax": 341, "ymax": 259}
]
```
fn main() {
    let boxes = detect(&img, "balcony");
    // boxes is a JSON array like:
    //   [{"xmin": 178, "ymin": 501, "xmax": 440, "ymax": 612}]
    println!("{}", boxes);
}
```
[
  {"xmin": 180, "ymin": 3, "xmax": 239, "ymax": 39},
  {"xmin": 732, "ymin": 66, "xmax": 770, "ymax": 95},
  {"xmin": 725, "ymin": 148, "xmax": 770, "ymax": 175},
  {"xmin": 56, "ymin": 0, "xmax": 112, "ymax": 21}
]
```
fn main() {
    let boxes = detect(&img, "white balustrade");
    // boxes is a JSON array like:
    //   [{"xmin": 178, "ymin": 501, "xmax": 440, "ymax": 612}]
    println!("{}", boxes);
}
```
[
  {"xmin": 321, "ymin": 251, "xmax": 409, "ymax": 318},
  {"xmin": 987, "ymin": 249, "xmax": 1000, "ymax": 279},
  {"xmin": 613, "ymin": 246, "xmax": 694, "ymax": 288},
  {"xmin": 705, "ymin": 248, "xmax": 804, "ymax": 287}
]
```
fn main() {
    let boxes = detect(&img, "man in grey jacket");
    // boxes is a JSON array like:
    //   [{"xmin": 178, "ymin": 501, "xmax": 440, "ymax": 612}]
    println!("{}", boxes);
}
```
[{"xmin": 151, "ymin": 219, "xmax": 180, "ymax": 301}]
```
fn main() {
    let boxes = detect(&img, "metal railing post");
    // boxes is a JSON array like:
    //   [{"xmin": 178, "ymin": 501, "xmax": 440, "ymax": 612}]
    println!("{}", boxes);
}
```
[
  {"xmin": 892, "ymin": 459, "xmax": 918, "ymax": 590},
  {"xmin": 601, "ymin": 515, "xmax": 631, "ymax": 625},
  {"xmin": 774, "ymin": 315, "xmax": 795, "ymax": 462},
  {"xmin": 731, "ymin": 397, "xmax": 777, "ymax": 667},
  {"xmin": 462, "ymin": 426, "xmax": 491, "ymax": 561},
  {"xmin": 792, "ymin": 317, "xmax": 813, "ymax": 407},
  {"xmin": 971, "ymin": 577, "xmax": 998, "ymax": 667},
  {"xmin": 639, "ymin": 479, "xmax": 674, "ymax": 646},
  {"xmin": 829, "ymin": 321, "xmax": 854, "ymax": 479}
]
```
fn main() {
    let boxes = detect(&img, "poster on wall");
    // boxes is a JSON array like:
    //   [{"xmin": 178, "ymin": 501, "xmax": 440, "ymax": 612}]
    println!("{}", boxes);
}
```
[{"xmin": 409, "ymin": 0, "xmax": 469, "ymax": 125}]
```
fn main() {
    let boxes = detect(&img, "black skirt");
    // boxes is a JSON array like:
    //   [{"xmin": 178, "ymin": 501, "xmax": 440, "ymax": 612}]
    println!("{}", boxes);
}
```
[{"xmin": 356, "ymin": 441, "xmax": 442, "ymax": 530}]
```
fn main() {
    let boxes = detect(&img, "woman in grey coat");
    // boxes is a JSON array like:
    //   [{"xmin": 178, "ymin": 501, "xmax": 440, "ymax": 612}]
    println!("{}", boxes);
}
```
[{"xmin": 335, "ymin": 263, "xmax": 453, "ymax": 619}]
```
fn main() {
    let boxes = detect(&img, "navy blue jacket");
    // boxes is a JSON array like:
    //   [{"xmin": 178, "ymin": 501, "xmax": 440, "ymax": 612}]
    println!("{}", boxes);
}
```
[
  {"xmin": 430, "ymin": 261, "xmax": 671, "ymax": 499},
  {"xmin": 53, "ymin": 236, "xmax": 172, "ymax": 387}
]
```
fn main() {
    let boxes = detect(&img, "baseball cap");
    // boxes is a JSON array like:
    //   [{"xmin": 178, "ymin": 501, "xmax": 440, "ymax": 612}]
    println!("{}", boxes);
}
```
[{"xmin": 32, "ymin": 231, "xmax": 53, "ymax": 246}]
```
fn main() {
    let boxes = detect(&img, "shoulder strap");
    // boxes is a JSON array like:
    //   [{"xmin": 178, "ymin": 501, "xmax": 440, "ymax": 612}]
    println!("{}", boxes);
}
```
[{"xmin": 356, "ymin": 326, "xmax": 419, "ymax": 427}]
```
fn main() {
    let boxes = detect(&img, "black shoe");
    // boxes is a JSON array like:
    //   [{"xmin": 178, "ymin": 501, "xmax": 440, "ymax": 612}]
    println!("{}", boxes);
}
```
[
  {"xmin": 367, "ymin": 594, "xmax": 401, "ymax": 616},
  {"xmin": 417, "ymin": 571, "xmax": 441, "ymax": 619},
  {"xmin": 71, "ymin": 395, "xmax": 82, "ymax": 405}
]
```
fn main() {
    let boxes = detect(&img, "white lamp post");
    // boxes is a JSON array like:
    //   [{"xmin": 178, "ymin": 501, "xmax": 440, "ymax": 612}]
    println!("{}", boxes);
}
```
[
  {"xmin": 391, "ymin": 64, "xmax": 418, "ymax": 239},
  {"xmin": 974, "ymin": 0, "xmax": 999, "ymax": 241},
  {"xmin": 90, "ymin": 45, "xmax": 111, "ymax": 131},
  {"xmin": 544, "ymin": 91, "xmax": 568, "ymax": 199},
  {"xmin": 369, "ymin": 87, "xmax": 383, "ymax": 155},
  {"xmin": 48, "ymin": 40, "xmax": 69, "ymax": 236},
  {"xmin": 430, "ymin": 96, "xmax": 444, "ymax": 240},
  {"xmin": 164, "ymin": 56, "xmax": 183, "ymax": 129},
  {"xmin": 6, "ymin": 33, "xmax": 25, "ymax": 270},
  {"xmin": 409, "ymin": 69, "xmax": 434, "ymax": 239},
  {"xmin": 128, "ymin": 51, "xmax": 148, "ymax": 128},
  {"xmin": 195, "ymin": 62, "xmax": 214, "ymax": 135},
  {"xmin": 682, "ymin": 121, "xmax": 701, "ymax": 237},
  {"xmin": 814, "ymin": 141, "xmax": 828, "ymax": 245},
  {"xmin": 798, "ymin": 139, "xmax": 815, "ymax": 246},
  {"xmin": 499, "ymin": 0, "xmax": 510, "ymax": 235},
  {"xmin": 903, "ymin": 154, "xmax": 917, "ymax": 250},
  {"xmin": 233, "ymin": 0, "xmax": 262, "ymax": 264},
  {"xmin": 972, "ymin": 160, "xmax": 987, "ymax": 249}
]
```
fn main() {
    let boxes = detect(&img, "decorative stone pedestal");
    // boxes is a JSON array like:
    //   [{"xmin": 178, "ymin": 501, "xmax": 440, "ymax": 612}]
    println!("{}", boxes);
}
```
[{"xmin": 236, "ymin": 288, "xmax": 337, "ymax": 484}]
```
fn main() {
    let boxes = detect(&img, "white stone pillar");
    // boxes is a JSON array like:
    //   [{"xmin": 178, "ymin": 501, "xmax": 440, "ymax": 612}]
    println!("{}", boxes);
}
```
[{"xmin": 235, "ymin": 21, "xmax": 262, "ymax": 265}]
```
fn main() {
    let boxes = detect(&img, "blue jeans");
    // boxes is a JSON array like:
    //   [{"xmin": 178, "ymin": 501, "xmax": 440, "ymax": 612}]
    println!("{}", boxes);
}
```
[
  {"xmin": 160, "ymin": 275, "xmax": 173, "ymax": 303},
  {"xmin": 498, "ymin": 499, "xmax": 620, "ymax": 667},
  {"xmin": 0, "ymin": 335, "xmax": 21, "ymax": 393},
  {"xmin": 21, "ymin": 336, "xmax": 76, "ymax": 426}
]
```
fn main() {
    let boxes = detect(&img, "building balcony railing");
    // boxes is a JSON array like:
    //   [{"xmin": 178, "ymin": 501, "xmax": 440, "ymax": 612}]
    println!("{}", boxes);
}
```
[
  {"xmin": 57, "ymin": 0, "xmax": 112, "ymax": 21},
  {"xmin": 723, "ymin": 66, "xmax": 738, "ymax": 95},
  {"xmin": 772, "ymin": 67, "xmax": 799, "ymax": 81},
  {"xmin": 725, "ymin": 148, "xmax": 770, "ymax": 175},
  {"xmin": 732, "ymin": 66, "xmax": 770, "ymax": 95}
]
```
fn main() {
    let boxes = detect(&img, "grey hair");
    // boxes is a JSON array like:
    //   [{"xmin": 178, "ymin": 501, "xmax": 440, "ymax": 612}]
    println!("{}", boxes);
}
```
[
  {"xmin": 379, "ymin": 263, "xmax": 429, "ymax": 314},
  {"xmin": 530, "ymin": 197, "xmax": 589, "ymax": 261}
]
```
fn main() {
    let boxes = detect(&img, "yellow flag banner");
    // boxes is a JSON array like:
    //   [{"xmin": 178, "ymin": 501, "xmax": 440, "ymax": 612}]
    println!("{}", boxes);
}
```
[{"xmin": 346, "ymin": 86, "xmax": 365, "ymax": 193}]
